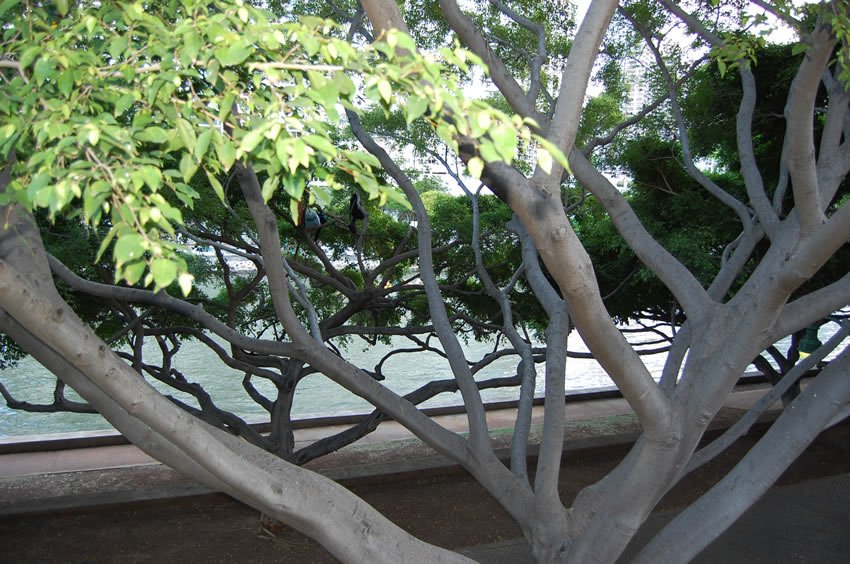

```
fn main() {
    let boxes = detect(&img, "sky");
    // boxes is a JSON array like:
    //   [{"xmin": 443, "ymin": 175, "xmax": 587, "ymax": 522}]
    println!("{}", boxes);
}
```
[{"xmin": 573, "ymin": 0, "xmax": 801, "ymax": 44}]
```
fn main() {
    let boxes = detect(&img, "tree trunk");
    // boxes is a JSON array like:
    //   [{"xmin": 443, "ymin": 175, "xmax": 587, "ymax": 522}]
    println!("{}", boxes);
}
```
[
  {"xmin": 0, "ymin": 203, "xmax": 472, "ymax": 564},
  {"xmin": 634, "ymin": 347, "xmax": 850, "ymax": 563}
]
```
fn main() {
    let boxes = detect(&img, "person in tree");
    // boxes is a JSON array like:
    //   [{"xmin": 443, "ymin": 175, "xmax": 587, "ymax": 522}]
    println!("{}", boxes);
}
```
[{"xmin": 348, "ymin": 192, "xmax": 366, "ymax": 233}]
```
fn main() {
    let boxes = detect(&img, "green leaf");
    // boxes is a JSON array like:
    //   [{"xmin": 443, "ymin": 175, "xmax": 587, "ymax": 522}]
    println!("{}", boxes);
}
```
[
  {"xmin": 348, "ymin": 150, "xmax": 380, "ymax": 169},
  {"xmin": 385, "ymin": 30, "xmax": 416, "ymax": 54},
  {"xmin": 150, "ymin": 258, "xmax": 177, "ymax": 289},
  {"xmin": 182, "ymin": 31, "xmax": 202, "ymax": 63},
  {"xmin": 377, "ymin": 79, "xmax": 392, "ymax": 104},
  {"xmin": 114, "ymin": 233, "xmax": 145, "ymax": 267},
  {"xmin": 175, "ymin": 118, "xmax": 196, "ymax": 151},
  {"xmin": 26, "ymin": 172, "xmax": 49, "ymax": 203},
  {"xmin": 791, "ymin": 42, "xmax": 808, "ymax": 56},
  {"xmin": 536, "ymin": 146, "xmax": 553, "ymax": 175},
  {"xmin": 0, "ymin": 123, "xmax": 15, "ymax": 147},
  {"xmin": 478, "ymin": 141, "xmax": 500, "ymax": 163},
  {"xmin": 214, "ymin": 41, "xmax": 253, "ymax": 66},
  {"xmin": 178, "ymin": 272, "xmax": 194, "ymax": 296},
  {"xmin": 301, "ymin": 35, "xmax": 320, "ymax": 57},
  {"xmin": 467, "ymin": 157, "xmax": 484, "ymax": 179},
  {"xmin": 476, "ymin": 111, "xmax": 492, "ymax": 132},
  {"xmin": 179, "ymin": 152, "xmax": 198, "ymax": 183},
  {"xmin": 33, "ymin": 58, "xmax": 53, "ymax": 86},
  {"xmin": 136, "ymin": 127, "xmax": 170, "ymax": 144},
  {"xmin": 108, "ymin": 35, "xmax": 128, "ymax": 60},
  {"xmin": 303, "ymin": 134, "xmax": 336, "ymax": 157},
  {"xmin": 219, "ymin": 92, "xmax": 236, "ymax": 122},
  {"xmin": 173, "ymin": 183, "xmax": 199, "ymax": 208},
  {"xmin": 123, "ymin": 260, "xmax": 147, "ymax": 285},
  {"xmin": 333, "ymin": 72, "xmax": 355, "ymax": 96},
  {"xmin": 86, "ymin": 126, "xmax": 101, "ymax": 147},
  {"xmin": 289, "ymin": 139, "xmax": 310, "ymax": 174},
  {"xmin": 533, "ymin": 136, "xmax": 571, "ymax": 174},
  {"xmin": 239, "ymin": 128, "xmax": 265, "ymax": 155},
  {"xmin": 207, "ymin": 170, "xmax": 225, "ymax": 201},
  {"xmin": 95, "ymin": 226, "xmax": 118, "ymax": 263},
  {"xmin": 282, "ymin": 172, "xmax": 305, "ymax": 200},
  {"xmin": 138, "ymin": 165, "xmax": 162, "ymax": 190},
  {"xmin": 194, "ymin": 128, "xmax": 212, "ymax": 161},
  {"xmin": 215, "ymin": 140, "xmax": 236, "ymax": 170},
  {"xmin": 83, "ymin": 180, "xmax": 110, "ymax": 221},
  {"xmin": 261, "ymin": 175, "xmax": 277, "ymax": 203},
  {"xmin": 489, "ymin": 124, "xmax": 517, "ymax": 162},
  {"xmin": 19, "ymin": 46, "xmax": 40, "ymax": 69},
  {"xmin": 0, "ymin": 0, "xmax": 21, "ymax": 17},
  {"xmin": 289, "ymin": 197, "xmax": 299, "ymax": 224},
  {"xmin": 405, "ymin": 96, "xmax": 429, "ymax": 124},
  {"xmin": 206, "ymin": 59, "xmax": 220, "ymax": 86},
  {"xmin": 114, "ymin": 93, "xmax": 136, "ymax": 116},
  {"xmin": 55, "ymin": 0, "xmax": 68, "ymax": 16},
  {"xmin": 275, "ymin": 137, "xmax": 292, "ymax": 169}
]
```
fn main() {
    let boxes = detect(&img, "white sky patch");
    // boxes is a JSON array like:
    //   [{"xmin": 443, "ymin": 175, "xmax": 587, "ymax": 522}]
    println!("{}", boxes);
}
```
[{"xmin": 573, "ymin": 0, "xmax": 802, "ymax": 44}]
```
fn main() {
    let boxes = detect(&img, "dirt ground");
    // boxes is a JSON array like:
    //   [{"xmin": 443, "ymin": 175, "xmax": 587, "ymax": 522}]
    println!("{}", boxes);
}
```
[{"xmin": 1, "ymin": 421, "xmax": 849, "ymax": 563}]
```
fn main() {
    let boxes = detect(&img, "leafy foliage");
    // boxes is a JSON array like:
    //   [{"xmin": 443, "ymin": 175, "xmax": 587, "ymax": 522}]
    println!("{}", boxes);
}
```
[{"xmin": 0, "ymin": 0, "xmax": 547, "ymax": 291}]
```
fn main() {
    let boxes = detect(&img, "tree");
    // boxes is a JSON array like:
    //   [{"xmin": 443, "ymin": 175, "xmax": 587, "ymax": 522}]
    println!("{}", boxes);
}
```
[{"xmin": 1, "ymin": 1, "xmax": 849, "ymax": 563}]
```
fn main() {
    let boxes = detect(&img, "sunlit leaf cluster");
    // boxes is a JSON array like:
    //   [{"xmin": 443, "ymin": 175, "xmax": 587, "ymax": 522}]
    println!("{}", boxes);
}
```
[{"xmin": 0, "ymin": 0, "xmax": 538, "ymax": 292}]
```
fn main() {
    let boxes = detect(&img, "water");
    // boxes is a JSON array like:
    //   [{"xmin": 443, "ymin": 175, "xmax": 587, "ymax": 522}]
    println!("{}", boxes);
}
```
[{"xmin": 1, "ymin": 321, "xmax": 845, "ymax": 438}]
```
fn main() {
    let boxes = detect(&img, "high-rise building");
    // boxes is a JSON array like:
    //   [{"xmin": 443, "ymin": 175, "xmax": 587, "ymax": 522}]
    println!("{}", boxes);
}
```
[{"xmin": 622, "ymin": 55, "xmax": 650, "ymax": 116}]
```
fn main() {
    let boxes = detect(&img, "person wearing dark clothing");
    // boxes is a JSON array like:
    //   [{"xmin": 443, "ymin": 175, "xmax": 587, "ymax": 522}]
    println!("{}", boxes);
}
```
[{"xmin": 348, "ymin": 192, "xmax": 366, "ymax": 233}]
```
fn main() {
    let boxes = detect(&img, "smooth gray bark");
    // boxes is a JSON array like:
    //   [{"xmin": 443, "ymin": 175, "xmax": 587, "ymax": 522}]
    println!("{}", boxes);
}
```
[
  {"xmin": 635, "ymin": 347, "xmax": 850, "ymax": 564},
  {"xmin": 0, "ymin": 255, "xmax": 472, "ymax": 564}
]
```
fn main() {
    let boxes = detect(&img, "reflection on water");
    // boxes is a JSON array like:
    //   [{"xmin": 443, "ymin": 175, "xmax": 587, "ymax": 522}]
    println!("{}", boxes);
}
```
[{"xmin": 0, "ymin": 322, "xmax": 845, "ymax": 438}]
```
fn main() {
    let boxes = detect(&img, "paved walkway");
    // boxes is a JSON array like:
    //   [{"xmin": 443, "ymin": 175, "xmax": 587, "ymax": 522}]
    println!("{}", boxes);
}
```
[{"xmin": 460, "ymin": 473, "xmax": 850, "ymax": 563}]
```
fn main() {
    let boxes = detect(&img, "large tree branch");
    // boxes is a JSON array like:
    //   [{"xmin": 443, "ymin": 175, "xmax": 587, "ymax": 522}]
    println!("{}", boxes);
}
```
[
  {"xmin": 784, "ymin": 25, "xmax": 835, "ymax": 236},
  {"xmin": 234, "ymin": 162, "xmax": 538, "ymax": 521},
  {"xmin": 438, "ymin": 0, "xmax": 546, "ymax": 123},
  {"xmin": 569, "ymin": 150, "xmax": 711, "ymax": 316},
  {"xmin": 686, "ymin": 321, "xmax": 850, "ymax": 474},
  {"xmin": 0, "ymin": 259, "xmax": 470, "ymax": 563},
  {"xmin": 635, "ymin": 346, "xmax": 850, "ymax": 564},
  {"xmin": 467, "ymin": 190, "xmax": 535, "ymax": 482},
  {"xmin": 736, "ymin": 67, "xmax": 780, "ymax": 237},
  {"xmin": 539, "ymin": 0, "xmax": 618, "ymax": 178},
  {"xmin": 512, "ymin": 219, "xmax": 570, "ymax": 530},
  {"xmin": 486, "ymin": 0, "xmax": 548, "ymax": 106},
  {"xmin": 816, "ymin": 76, "xmax": 850, "ymax": 205},
  {"xmin": 706, "ymin": 224, "xmax": 764, "ymax": 301},
  {"xmin": 359, "ymin": 0, "xmax": 409, "ymax": 35},
  {"xmin": 507, "ymin": 185, "xmax": 673, "ymax": 438},
  {"xmin": 0, "ymin": 310, "xmax": 236, "ymax": 496},
  {"xmin": 345, "ymin": 113, "xmax": 493, "ymax": 456},
  {"xmin": 770, "ymin": 271, "xmax": 850, "ymax": 342},
  {"xmin": 48, "ymin": 255, "xmax": 301, "ymax": 358},
  {"xmin": 785, "ymin": 199, "xmax": 850, "ymax": 286}
]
